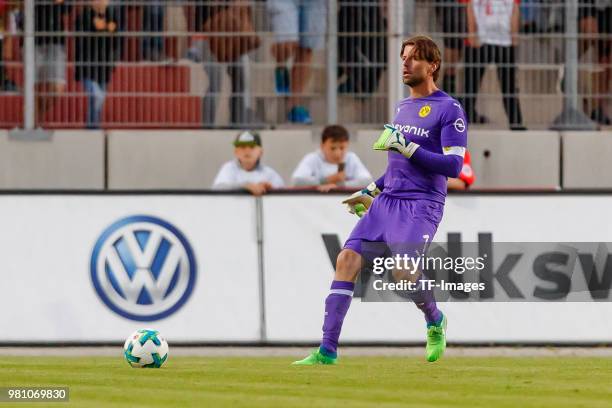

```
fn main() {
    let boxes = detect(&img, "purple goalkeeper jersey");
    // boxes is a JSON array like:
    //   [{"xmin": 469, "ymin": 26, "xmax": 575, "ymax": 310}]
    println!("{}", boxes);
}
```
[{"xmin": 381, "ymin": 90, "xmax": 468, "ymax": 203}]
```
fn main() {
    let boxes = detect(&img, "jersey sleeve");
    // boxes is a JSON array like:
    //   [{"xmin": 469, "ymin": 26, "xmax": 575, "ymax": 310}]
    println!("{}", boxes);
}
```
[{"xmin": 440, "ymin": 102, "xmax": 468, "ymax": 156}]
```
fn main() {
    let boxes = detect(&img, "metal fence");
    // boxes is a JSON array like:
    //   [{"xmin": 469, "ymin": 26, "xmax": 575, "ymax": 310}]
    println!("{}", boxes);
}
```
[
  {"xmin": 421, "ymin": 0, "xmax": 611, "ymax": 130},
  {"xmin": 0, "ymin": 0, "xmax": 609, "ymax": 130}
]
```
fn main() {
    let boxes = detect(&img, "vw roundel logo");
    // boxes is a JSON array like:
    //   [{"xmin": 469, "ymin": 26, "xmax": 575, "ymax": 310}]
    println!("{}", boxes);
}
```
[{"xmin": 90, "ymin": 215, "xmax": 197, "ymax": 321}]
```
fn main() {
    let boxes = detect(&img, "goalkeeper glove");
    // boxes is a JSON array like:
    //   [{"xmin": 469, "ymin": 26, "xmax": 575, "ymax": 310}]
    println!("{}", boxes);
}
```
[
  {"xmin": 341, "ymin": 182, "xmax": 381, "ymax": 218},
  {"xmin": 372, "ymin": 124, "xmax": 420, "ymax": 158}
]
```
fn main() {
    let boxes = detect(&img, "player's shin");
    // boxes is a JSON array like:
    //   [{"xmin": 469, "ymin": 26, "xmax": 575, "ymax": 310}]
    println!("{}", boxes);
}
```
[
  {"xmin": 320, "ymin": 280, "xmax": 355, "ymax": 358},
  {"xmin": 408, "ymin": 274, "xmax": 442, "ymax": 327}
]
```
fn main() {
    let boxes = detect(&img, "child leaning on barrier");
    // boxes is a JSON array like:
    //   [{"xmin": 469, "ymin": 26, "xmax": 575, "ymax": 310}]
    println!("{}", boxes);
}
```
[
  {"xmin": 212, "ymin": 131, "xmax": 285, "ymax": 196},
  {"xmin": 292, "ymin": 125, "xmax": 372, "ymax": 192}
]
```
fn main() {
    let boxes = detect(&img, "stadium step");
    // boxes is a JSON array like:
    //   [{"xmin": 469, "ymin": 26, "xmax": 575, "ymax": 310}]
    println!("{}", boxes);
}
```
[
  {"xmin": 40, "ymin": 94, "xmax": 88, "ymax": 129},
  {"xmin": 5, "ymin": 63, "xmax": 190, "ymax": 94},
  {"xmin": 5, "ymin": 64, "xmax": 23, "ymax": 88},
  {"xmin": 107, "ymin": 64, "xmax": 191, "ymax": 94},
  {"xmin": 102, "ymin": 95, "xmax": 201, "ymax": 128},
  {"xmin": 0, "ymin": 94, "xmax": 23, "ymax": 127},
  {"xmin": 0, "ymin": 94, "xmax": 201, "ymax": 129}
]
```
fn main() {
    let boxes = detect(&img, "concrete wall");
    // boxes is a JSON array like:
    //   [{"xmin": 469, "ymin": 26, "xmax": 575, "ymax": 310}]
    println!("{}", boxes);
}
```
[
  {"xmin": 8, "ymin": 129, "xmax": 612, "ymax": 191},
  {"xmin": 562, "ymin": 131, "xmax": 612, "ymax": 188},
  {"xmin": 468, "ymin": 130, "xmax": 560, "ymax": 189},
  {"xmin": 107, "ymin": 130, "xmax": 237, "ymax": 189},
  {"xmin": 258, "ymin": 129, "xmax": 318, "ymax": 185},
  {"xmin": 0, "ymin": 130, "xmax": 104, "ymax": 189}
]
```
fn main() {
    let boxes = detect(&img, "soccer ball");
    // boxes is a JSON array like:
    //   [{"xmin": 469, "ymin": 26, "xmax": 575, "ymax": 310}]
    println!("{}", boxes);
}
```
[{"xmin": 123, "ymin": 329, "xmax": 169, "ymax": 368}]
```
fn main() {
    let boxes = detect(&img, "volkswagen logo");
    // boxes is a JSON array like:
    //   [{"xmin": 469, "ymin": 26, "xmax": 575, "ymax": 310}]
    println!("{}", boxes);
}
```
[{"xmin": 90, "ymin": 215, "xmax": 197, "ymax": 321}]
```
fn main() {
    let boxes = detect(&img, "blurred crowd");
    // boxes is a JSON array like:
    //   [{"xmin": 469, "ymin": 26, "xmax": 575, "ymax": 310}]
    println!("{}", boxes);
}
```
[{"xmin": 0, "ymin": 0, "xmax": 610, "ymax": 128}]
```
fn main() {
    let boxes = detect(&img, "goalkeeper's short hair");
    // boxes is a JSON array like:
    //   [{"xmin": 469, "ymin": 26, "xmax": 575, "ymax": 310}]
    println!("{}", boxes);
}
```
[{"xmin": 400, "ymin": 35, "xmax": 442, "ymax": 82}]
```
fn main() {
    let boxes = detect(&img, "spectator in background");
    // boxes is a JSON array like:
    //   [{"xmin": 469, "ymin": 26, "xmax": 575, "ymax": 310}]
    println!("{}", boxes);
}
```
[
  {"xmin": 34, "ymin": 0, "xmax": 72, "ymax": 123},
  {"xmin": 188, "ymin": 1, "xmax": 261, "ymax": 127},
  {"xmin": 267, "ymin": 0, "xmax": 327, "ymax": 124},
  {"xmin": 578, "ymin": 0, "xmax": 611, "ymax": 125},
  {"xmin": 212, "ymin": 131, "xmax": 285, "ymax": 195},
  {"xmin": 462, "ymin": 0, "xmax": 526, "ymax": 130},
  {"xmin": 75, "ymin": 0, "xmax": 123, "ymax": 129},
  {"xmin": 119, "ymin": 0, "xmax": 166, "ymax": 61},
  {"xmin": 519, "ymin": 0, "xmax": 547, "ymax": 33},
  {"xmin": 447, "ymin": 149, "xmax": 475, "ymax": 190},
  {"xmin": 0, "ymin": 0, "xmax": 17, "ymax": 91},
  {"xmin": 141, "ymin": 2, "xmax": 165, "ymax": 61},
  {"xmin": 435, "ymin": 0, "xmax": 466, "ymax": 98},
  {"xmin": 292, "ymin": 125, "xmax": 372, "ymax": 192},
  {"xmin": 337, "ymin": 0, "xmax": 387, "ymax": 96}
]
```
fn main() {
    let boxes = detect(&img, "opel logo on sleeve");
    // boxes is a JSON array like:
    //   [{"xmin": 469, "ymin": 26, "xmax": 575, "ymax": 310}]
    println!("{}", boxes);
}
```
[
  {"xmin": 90, "ymin": 215, "xmax": 197, "ymax": 321},
  {"xmin": 454, "ymin": 118, "xmax": 466, "ymax": 133}
]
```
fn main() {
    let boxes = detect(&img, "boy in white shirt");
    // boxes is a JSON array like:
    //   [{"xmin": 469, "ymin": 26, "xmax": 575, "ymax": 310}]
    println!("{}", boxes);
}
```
[
  {"xmin": 212, "ymin": 131, "xmax": 285, "ymax": 195},
  {"xmin": 292, "ymin": 125, "xmax": 372, "ymax": 192}
]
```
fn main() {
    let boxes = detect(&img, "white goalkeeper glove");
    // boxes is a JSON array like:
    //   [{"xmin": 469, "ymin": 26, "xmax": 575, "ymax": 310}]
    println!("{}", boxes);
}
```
[
  {"xmin": 341, "ymin": 182, "xmax": 381, "ymax": 218},
  {"xmin": 372, "ymin": 124, "xmax": 420, "ymax": 158}
]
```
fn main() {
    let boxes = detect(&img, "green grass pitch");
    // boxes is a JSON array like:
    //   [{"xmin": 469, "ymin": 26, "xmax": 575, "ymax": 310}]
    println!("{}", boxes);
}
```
[{"xmin": 1, "ymin": 356, "xmax": 611, "ymax": 407}]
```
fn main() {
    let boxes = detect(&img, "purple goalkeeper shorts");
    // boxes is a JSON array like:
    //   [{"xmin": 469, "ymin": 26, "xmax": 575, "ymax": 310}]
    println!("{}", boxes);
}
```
[{"xmin": 343, "ymin": 193, "xmax": 444, "ymax": 257}]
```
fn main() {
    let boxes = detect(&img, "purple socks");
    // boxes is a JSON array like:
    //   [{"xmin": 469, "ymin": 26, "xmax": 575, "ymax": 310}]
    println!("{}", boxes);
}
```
[
  {"xmin": 411, "ymin": 275, "xmax": 442, "ymax": 326},
  {"xmin": 320, "ymin": 280, "xmax": 354, "ymax": 358},
  {"xmin": 318, "ymin": 277, "xmax": 441, "ymax": 358}
]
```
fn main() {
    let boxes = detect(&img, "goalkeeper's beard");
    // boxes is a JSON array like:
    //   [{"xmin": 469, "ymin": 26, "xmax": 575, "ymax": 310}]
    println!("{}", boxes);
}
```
[{"xmin": 403, "ymin": 74, "xmax": 425, "ymax": 87}]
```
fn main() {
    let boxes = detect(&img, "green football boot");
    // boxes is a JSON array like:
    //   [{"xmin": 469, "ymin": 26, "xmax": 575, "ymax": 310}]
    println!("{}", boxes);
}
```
[
  {"xmin": 292, "ymin": 349, "xmax": 338, "ymax": 366},
  {"xmin": 426, "ymin": 314, "xmax": 447, "ymax": 362}
]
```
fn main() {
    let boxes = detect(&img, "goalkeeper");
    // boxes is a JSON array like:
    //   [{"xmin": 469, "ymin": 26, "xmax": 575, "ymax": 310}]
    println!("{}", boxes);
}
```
[{"xmin": 294, "ymin": 35, "xmax": 468, "ymax": 365}]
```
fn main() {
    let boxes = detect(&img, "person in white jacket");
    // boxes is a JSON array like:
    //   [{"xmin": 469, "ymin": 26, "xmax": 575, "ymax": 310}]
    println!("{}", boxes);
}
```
[
  {"xmin": 212, "ymin": 131, "xmax": 285, "ymax": 196},
  {"xmin": 292, "ymin": 125, "xmax": 372, "ymax": 192}
]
